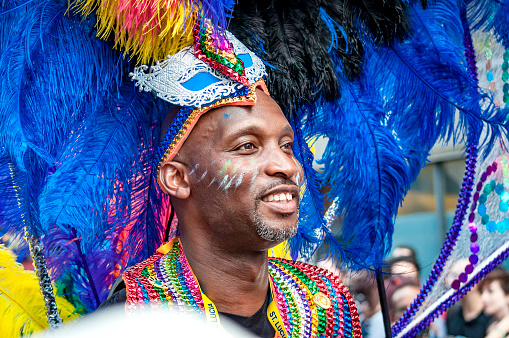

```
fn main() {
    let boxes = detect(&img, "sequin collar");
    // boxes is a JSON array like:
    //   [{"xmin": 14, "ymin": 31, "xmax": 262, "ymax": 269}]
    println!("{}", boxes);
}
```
[{"xmin": 123, "ymin": 238, "xmax": 362, "ymax": 337}]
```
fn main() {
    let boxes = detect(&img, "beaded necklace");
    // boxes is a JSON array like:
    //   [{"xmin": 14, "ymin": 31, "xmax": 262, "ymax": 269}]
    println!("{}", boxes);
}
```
[{"xmin": 123, "ymin": 238, "xmax": 361, "ymax": 338}]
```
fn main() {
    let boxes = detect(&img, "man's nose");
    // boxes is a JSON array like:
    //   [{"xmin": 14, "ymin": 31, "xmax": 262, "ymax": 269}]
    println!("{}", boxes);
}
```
[{"xmin": 264, "ymin": 147, "xmax": 300, "ymax": 180}]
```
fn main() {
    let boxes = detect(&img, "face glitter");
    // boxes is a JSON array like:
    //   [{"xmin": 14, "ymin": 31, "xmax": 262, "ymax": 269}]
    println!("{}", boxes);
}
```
[
  {"xmin": 234, "ymin": 172, "xmax": 245, "ymax": 190},
  {"xmin": 189, "ymin": 163, "xmax": 199, "ymax": 175},
  {"xmin": 219, "ymin": 160, "xmax": 231, "ymax": 175},
  {"xmin": 198, "ymin": 169, "xmax": 208, "ymax": 182},
  {"xmin": 217, "ymin": 175, "xmax": 229, "ymax": 190},
  {"xmin": 207, "ymin": 177, "xmax": 217, "ymax": 188}
]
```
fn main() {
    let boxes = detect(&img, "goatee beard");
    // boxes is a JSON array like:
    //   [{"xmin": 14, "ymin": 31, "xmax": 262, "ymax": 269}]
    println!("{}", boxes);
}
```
[{"xmin": 254, "ymin": 211, "xmax": 299, "ymax": 242}]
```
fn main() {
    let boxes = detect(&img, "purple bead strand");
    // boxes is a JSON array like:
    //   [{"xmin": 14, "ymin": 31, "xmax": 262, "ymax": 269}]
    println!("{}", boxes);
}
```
[
  {"xmin": 392, "ymin": 144, "xmax": 477, "ymax": 336},
  {"xmin": 402, "ymin": 246, "xmax": 509, "ymax": 337}
]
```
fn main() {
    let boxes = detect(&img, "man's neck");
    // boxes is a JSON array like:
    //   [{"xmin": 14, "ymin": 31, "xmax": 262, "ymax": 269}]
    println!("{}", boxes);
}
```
[{"xmin": 179, "ymin": 234, "xmax": 270, "ymax": 317}]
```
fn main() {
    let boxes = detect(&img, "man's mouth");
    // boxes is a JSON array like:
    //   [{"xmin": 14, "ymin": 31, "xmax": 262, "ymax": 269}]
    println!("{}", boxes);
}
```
[
  {"xmin": 262, "ymin": 192, "xmax": 294, "ymax": 202},
  {"xmin": 259, "ymin": 186, "xmax": 299, "ymax": 214}
]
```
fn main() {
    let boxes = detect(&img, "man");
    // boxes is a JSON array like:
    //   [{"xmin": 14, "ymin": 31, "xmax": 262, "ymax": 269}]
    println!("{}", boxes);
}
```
[{"xmin": 102, "ymin": 88, "xmax": 361, "ymax": 337}]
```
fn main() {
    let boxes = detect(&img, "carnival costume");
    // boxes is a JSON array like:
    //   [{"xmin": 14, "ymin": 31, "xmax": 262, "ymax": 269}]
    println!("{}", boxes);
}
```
[
  {"xmin": 123, "ymin": 238, "xmax": 360, "ymax": 337},
  {"xmin": 2, "ymin": 0, "xmax": 509, "ymax": 337}
]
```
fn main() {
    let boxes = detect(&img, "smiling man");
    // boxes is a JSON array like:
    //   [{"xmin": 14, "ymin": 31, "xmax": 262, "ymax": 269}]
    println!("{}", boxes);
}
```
[
  {"xmin": 110, "ymin": 88, "xmax": 361, "ymax": 338},
  {"xmin": 97, "ymin": 26, "xmax": 361, "ymax": 337}
]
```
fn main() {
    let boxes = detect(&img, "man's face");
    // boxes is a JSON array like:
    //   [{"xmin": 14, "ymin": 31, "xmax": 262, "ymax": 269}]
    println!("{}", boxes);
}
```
[{"xmin": 175, "ymin": 89, "xmax": 303, "ymax": 250}]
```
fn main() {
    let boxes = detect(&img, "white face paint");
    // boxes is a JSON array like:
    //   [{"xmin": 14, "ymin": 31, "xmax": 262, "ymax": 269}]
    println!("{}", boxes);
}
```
[
  {"xmin": 189, "ymin": 163, "xmax": 199, "ymax": 175},
  {"xmin": 250, "ymin": 171, "xmax": 259, "ymax": 185},
  {"xmin": 217, "ymin": 175, "xmax": 229, "ymax": 190},
  {"xmin": 234, "ymin": 172, "xmax": 245, "ymax": 190},
  {"xmin": 197, "ymin": 169, "xmax": 208, "ymax": 182},
  {"xmin": 224, "ymin": 175, "xmax": 236, "ymax": 190},
  {"xmin": 206, "ymin": 177, "xmax": 217, "ymax": 188}
]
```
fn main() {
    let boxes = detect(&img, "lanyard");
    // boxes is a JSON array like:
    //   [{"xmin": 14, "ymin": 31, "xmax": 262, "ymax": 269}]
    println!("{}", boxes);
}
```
[{"xmin": 200, "ymin": 280, "xmax": 289, "ymax": 338}]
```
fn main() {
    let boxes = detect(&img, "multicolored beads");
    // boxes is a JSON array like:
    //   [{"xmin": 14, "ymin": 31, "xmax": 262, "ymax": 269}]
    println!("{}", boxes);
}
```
[
  {"xmin": 193, "ymin": 17, "xmax": 250, "ymax": 87},
  {"xmin": 124, "ymin": 238, "xmax": 361, "ymax": 337}
]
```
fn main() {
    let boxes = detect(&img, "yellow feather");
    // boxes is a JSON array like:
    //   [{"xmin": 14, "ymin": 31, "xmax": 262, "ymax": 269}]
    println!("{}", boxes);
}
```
[
  {"xmin": 70, "ymin": 0, "xmax": 196, "ymax": 64},
  {"xmin": 0, "ymin": 245, "xmax": 80, "ymax": 338}
]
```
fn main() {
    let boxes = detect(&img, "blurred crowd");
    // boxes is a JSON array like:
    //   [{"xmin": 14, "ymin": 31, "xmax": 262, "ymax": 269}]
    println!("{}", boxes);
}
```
[{"xmin": 319, "ymin": 245, "xmax": 509, "ymax": 338}]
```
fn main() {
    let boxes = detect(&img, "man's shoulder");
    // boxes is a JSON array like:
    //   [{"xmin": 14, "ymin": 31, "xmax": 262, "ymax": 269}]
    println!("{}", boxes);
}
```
[
  {"xmin": 268, "ymin": 257, "xmax": 347, "ymax": 285},
  {"xmin": 268, "ymin": 257, "xmax": 362, "ymax": 337}
]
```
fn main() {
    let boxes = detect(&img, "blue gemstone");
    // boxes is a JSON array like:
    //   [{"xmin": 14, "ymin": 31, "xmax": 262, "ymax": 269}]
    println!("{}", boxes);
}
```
[
  {"xmin": 487, "ymin": 70, "xmax": 494, "ymax": 81},
  {"xmin": 481, "ymin": 214, "xmax": 490, "ymax": 225},
  {"xmin": 478, "ymin": 204, "xmax": 487, "ymax": 215},
  {"xmin": 479, "ymin": 194, "xmax": 488, "ymax": 204},
  {"xmin": 487, "ymin": 221, "xmax": 497, "ymax": 232},
  {"xmin": 502, "ymin": 191, "xmax": 509, "ymax": 202},
  {"xmin": 496, "ymin": 183, "xmax": 504, "ymax": 195},
  {"xmin": 501, "ymin": 202, "xmax": 509, "ymax": 212}
]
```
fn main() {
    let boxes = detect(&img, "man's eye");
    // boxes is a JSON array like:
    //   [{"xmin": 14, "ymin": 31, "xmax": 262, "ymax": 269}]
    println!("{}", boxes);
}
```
[
  {"xmin": 282, "ymin": 142, "xmax": 293, "ymax": 150},
  {"xmin": 239, "ymin": 143, "xmax": 255, "ymax": 150}
]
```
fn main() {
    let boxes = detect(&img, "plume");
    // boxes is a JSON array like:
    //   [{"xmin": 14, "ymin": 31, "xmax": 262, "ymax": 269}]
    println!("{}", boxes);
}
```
[
  {"xmin": 304, "ymin": 67, "xmax": 415, "ymax": 269},
  {"xmin": 0, "ymin": 244, "xmax": 79, "ymax": 337},
  {"xmin": 43, "ymin": 227, "xmax": 121, "ymax": 313},
  {"xmin": 70, "ymin": 0, "xmax": 237, "ymax": 64},
  {"xmin": 0, "ymin": 0, "xmax": 171, "ymax": 311},
  {"xmin": 288, "ymin": 119, "xmax": 324, "ymax": 260},
  {"xmin": 297, "ymin": 0, "xmax": 509, "ymax": 268},
  {"xmin": 229, "ymin": 0, "xmax": 421, "ymax": 113}
]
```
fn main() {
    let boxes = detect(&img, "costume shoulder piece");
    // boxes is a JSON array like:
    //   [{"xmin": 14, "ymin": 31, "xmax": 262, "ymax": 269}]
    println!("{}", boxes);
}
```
[
  {"xmin": 123, "ymin": 239, "xmax": 361, "ymax": 337},
  {"xmin": 268, "ymin": 257, "xmax": 362, "ymax": 338}
]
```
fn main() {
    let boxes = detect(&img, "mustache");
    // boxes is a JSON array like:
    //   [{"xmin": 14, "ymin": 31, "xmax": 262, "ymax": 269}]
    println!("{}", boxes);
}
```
[{"xmin": 256, "ymin": 179, "xmax": 299, "ymax": 200}]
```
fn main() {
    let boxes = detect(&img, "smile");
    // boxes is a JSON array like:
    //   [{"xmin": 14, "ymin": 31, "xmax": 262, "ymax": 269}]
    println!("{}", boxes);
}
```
[
  {"xmin": 262, "ymin": 192, "xmax": 294, "ymax": 202},
  {"xmin": 260, "ymin": 186, "xmax": 299, "ymax": 214}
]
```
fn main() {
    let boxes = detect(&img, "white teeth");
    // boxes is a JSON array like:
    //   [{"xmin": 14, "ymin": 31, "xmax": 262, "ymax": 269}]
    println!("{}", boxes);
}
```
[{"xmin": 264, "ymin": 192, "xmax": 294, "ymax": 202}]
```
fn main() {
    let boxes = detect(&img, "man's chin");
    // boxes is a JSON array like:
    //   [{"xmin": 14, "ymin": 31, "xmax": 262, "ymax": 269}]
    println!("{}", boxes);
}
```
[{"xmin": 255, "ymin": 221, "xmax": 298, "ymax": 243}]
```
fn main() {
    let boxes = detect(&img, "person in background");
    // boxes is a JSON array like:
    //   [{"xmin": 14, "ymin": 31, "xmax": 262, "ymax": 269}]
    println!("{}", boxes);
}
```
[
  {"xmin": 389, "ymin": 255, "xmax": 421, "ymax": 280},
  {"xmin": 446, "ymin": 259, "xmax": 491, "ymax": 338},
  {"xmin": 392, "ymin": 245, "xmax": 419, "ymax": 261},
  {"xmin": 391, "ymin": 280, "xmax": 445, "ymax": 338},
  {"xmin": 479, "ymin": 269, "xmax": 509, "ymax": 338},
  {"xmin": 341, "ymin": 270, "xmax": 386, "ymax": 338}
]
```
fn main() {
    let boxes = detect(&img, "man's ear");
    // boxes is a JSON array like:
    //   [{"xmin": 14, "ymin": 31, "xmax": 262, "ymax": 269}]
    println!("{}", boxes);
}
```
[{"xmin": 159, "ymin": 161, "xmax": 190, "ymax": 199}]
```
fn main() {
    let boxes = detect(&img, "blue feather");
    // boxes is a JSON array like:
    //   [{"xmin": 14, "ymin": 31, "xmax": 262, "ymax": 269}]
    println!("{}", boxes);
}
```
[
  {"xmin": 307, "ymin": 72, "xmax": 414, "ymax": 269},
  {"xmin": 288, "ymin": 119, "xmax": 324, "ymax": 260},
  {"xmin": 44, "ymin": 226, "xmax": 120, "ymax": 313},
  {"xmin": 0, "ymin": 1, "xmax": 171, "ymax": 306},
  {"xmin": 38, "ymin": 82, "xmax": 168, "ymax": 260},
  {"xmin": 296, "ymin": 0, "xmax": 509, "ymax": 268}
]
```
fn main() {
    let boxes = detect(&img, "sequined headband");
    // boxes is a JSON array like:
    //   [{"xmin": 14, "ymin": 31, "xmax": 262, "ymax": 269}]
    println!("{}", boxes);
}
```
[{"xmin": 130, "ymin": 29, "xmax": 267, "ymax": 186}]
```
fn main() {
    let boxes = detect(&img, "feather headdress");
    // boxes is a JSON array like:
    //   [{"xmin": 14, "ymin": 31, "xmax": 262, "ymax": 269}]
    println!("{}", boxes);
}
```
[{"xmin": 0, "ymin": 245, "xmax": 78, "ymax": 337}]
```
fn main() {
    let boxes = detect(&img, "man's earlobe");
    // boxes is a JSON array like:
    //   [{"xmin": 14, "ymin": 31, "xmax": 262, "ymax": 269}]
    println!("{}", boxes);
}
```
[{"xmin": 159, "ymin": 161, "xmax": 190, "ymax": 199}]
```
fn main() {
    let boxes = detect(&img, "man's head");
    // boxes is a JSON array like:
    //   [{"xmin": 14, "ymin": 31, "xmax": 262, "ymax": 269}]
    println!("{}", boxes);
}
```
[{"xmin": 158, "ymin": 89, "xmax": 303, "ymax": 251}]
